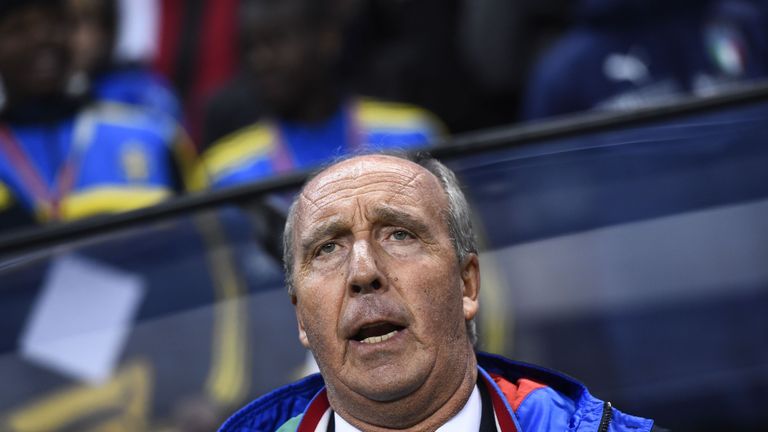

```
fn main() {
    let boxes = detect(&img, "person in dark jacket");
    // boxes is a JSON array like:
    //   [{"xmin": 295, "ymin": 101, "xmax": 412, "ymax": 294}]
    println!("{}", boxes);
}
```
[
  {"xmin": 219, "ymin": 153, "xmax": 660, "ymax": 432},
  {"xmin": 199, "ymin": 0, "xmax": 445, "ymax": 189},
  {"xmin": 522, "ymin": 0, "xmax": 768, "ymax": 121}
]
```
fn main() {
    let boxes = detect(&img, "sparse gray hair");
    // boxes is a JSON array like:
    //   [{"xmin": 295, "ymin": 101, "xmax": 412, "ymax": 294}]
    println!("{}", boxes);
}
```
[{"xmin": 282, "ymin": 153, "xmax": 479, "ymax": 345}]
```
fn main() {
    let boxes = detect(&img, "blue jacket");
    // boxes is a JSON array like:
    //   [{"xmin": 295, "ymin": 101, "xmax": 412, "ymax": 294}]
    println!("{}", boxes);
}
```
[
  {"xmin": 522, "ymin": 0, "xmax": 768, "ymax": 120},
  {"xmin": 91, "ymin": 66, "xmax": 183, "ymax": 122},
  {"xmin": 219, "ymin": 352, "xmax": 654, "ymax": 432},
  {"xmin": 201, "ymin": 98, "xmax": 444, "ymax": 189},
  {"xmin": 0, "ymin": 101, "xmax": 200, "ymax": 229}
]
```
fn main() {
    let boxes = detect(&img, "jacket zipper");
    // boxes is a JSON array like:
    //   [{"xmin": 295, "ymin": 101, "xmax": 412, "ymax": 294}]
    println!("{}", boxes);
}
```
[{"xmin": 598, "ymin": 401, "xmax": 613, "ymax": 432}]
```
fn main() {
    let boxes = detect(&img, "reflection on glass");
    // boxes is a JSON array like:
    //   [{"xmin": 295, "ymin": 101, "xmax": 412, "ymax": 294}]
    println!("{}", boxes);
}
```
[{"xmin": 0, "ymin": 99, "xmax": 767, "ymax": 431}]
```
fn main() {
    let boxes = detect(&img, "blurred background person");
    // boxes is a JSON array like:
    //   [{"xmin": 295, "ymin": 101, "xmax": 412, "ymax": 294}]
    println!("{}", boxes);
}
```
[
  {"xmin": 155, "ymin": 0, "xmax": 573, "ymax": 139},
  {"xmin": 198, "ymin": 0, "xmax": 562, "ymax": 143},
  {"xmin": 199, "ymin": 0, "xmax": 446, "ymax": 189},
  {"xmin": 349, "ymin": 0, "xmax": 518, "ymax": 133},
  {"xmin": 0, "ymin": 0, "xmax": 199, "ymax": 234},
  {"xmin": 68, "ymin": 0, "xmax": 182, "ymax": 121},
  {"xmin": 521, "ymin": 0, "xmax": 768, "ymax": 120}
]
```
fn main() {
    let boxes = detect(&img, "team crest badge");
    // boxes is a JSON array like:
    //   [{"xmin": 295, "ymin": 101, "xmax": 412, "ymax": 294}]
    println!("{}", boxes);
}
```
[{"xmin": 121, "ymin": 142, "xmax": 150, "ymax": 181}]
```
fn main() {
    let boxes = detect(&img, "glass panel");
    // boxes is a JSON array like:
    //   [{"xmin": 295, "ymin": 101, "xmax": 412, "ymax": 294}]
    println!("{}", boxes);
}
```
[
  {"xmin": 447, "ymin": 100, "xmax": 768, "ymax": 431},
  {"xmin": 0, "ymin": 203, "xmax": 303, "ymax": 431},
  {"xmin": 0, "ymin": 98, "xmax": 766, "ymax": 431}
]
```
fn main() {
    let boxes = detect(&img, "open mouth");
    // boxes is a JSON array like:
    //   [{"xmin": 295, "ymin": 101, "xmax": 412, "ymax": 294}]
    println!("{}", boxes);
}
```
[{"xmin": 351, "ymin": 322, "xmax": 406, "ymax": 345}]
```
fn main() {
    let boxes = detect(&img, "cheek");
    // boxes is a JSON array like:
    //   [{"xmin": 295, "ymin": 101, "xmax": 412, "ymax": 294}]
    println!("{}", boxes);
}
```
[
  {"xmin": 296, "ymin": 279, "xmax": 345, "ymax": 343},
  {"xmin": 298, "ymin": 301, "xmax": 335, "ymax": 351},
  {"xmin": 399, "ymin": 262, "xmax": 465, "ymax": 332}
]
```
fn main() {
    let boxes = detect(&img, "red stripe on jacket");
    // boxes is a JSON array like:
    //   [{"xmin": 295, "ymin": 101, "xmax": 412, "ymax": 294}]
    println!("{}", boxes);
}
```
[{"xmin": 490, "ymin": 373, "xmax": 547, "ymax": 411}]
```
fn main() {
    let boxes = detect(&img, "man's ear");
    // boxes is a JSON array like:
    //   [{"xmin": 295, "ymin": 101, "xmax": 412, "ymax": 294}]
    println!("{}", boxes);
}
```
[
  {"xmin": 292, "ymin": 295, "xmax": 310, "ymax": 348},
  {"xmin": 461, "ymin": 254, "xmax": 480, "ymax": 321}
]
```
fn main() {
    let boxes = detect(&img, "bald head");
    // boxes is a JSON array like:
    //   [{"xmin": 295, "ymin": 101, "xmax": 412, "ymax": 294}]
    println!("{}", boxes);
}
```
[
  {"xmin": 297, "ymin": 155, "xmax": 447, "ymax": 233},
  {"xmin": 282, "ymin": 153, "xmax": 479, "ymax": 343},
  {"xmin": 283, "ymin": 154, "xmax": 476, "ymax": 290}
]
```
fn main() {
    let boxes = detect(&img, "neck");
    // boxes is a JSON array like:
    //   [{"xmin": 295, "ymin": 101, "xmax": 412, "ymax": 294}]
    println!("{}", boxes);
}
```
[{"xmin": 329, "ymin": 350, "xmax": 478, "ymax": 432}]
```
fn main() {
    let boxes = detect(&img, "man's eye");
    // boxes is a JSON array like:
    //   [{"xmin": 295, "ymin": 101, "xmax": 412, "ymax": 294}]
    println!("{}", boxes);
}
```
[
  {"xmin": 319, "ymin": 242, "xmax": 337, "ymax": 255},
  {"xmin": 391, "ymin": 230, "xmax": 411, "ymax": 241}
]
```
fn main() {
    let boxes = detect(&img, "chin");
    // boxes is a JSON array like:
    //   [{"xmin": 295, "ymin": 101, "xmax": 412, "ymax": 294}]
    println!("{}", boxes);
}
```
[{"xmin": 343, "ymin": 358, "xmax": 431, "ymax": 403}]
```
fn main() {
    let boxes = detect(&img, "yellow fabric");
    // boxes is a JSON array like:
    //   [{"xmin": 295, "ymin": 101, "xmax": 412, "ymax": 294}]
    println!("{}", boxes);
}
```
[
  {"xmin": 58, "ymin": 186, "xmax": 172, "ymax": 221},
  {"xmin": 6, "ymin": 359, "xmax": 152, "ymax": 432},
  {"xmin": 198, "ymin": 97, "xmax": 446, "ymax": 186},
  {"xmin": 355, "ymin": 98, "xmax": 446, "ymax": 134},
  {"xmin": 199, "ymin": 124, "xmax": 275, "ymax": 184},
  {"xmin": 173, "ymin": 128, "xmax": 208, "ymax": 192},
  {"xmin": 196, "ymin": 214, "xmax": 251, "ymax": 407},
  {"xmin": 0, "ymin": 182, "xmax": 12, "ymax": 212}
]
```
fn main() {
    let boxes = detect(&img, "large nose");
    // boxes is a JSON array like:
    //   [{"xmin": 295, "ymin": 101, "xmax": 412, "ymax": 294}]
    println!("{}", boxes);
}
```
[{"xmin": 346, "ymin": 239, "xmax": 385, "ymax": 295}]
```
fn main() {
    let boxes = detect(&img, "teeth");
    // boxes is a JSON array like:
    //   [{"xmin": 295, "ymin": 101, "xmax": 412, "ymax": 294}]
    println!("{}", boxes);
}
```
[{"xmin": 360, "ymin": 330, "xmax": 398, "ymax": 344}]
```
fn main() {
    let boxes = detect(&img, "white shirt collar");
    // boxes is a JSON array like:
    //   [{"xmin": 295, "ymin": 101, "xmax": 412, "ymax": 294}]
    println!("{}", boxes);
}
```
[{"xmin": 320, "ymin": 385, "xmax": 482, "ymax": 432}]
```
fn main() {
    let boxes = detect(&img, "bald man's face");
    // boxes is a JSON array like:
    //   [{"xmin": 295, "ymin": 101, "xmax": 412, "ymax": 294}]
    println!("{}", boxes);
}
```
[{"xmin": 289, "ymin": 155, "xmax": 479, "ymax": 425}]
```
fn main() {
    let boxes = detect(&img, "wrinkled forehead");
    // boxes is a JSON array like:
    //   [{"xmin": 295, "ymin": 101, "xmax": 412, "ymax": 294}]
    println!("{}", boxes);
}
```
[{"xmin": 296, "ymin": 155, "xmax": 447, "ymax": 223}]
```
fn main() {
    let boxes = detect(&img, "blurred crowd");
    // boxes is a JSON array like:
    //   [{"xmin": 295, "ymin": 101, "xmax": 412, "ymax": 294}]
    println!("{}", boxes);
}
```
[{"xmin": 0, "ymin": 0, "xmax": 767, "ymax": 234}]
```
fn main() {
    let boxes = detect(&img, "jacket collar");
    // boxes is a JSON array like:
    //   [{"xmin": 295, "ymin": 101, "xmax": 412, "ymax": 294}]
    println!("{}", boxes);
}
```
[
  {"xmin": 294, "ymin": 366, "xmax": 524, "ymax": 432},
  {"xmin": 218, "ymin": 352, "xmax": 598, "ymax": 432}
]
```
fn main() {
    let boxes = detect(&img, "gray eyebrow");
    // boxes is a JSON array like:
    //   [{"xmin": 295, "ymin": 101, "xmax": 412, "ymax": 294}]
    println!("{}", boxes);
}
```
[
  {"xmin": 299, "ymin": 219, "xmax": 349, "ymax": 259},
  {"xmin": 298, "ymin": 206, "xmax": 435, "ymax": 260},
  {"xmin": 370, "ymin": 206, "xmax": 433, "ymax": 237}
]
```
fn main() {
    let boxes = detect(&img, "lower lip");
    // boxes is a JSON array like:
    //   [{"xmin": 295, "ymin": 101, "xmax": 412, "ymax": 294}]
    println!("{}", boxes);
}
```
[{"xmin": 349, "ymin": 328, "xmax": 408, "ymax": 354}]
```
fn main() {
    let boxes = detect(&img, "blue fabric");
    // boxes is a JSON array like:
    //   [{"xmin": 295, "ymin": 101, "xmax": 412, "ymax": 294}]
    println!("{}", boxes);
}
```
[
  {"xmin": 0, "ymin": 102, "xmax": 180, "ymax": 217},
  {"xmin": 2, "ymin": 121, "xmax": 75, "ymax": 189},
  {"xmin": 366, "ymin": 131, "xmax": 432, "ymax": 149},
  {"xmin": 515, "ymin": 386, "xmax": 576, "ymax": 431},
  {"xmin": 523, "ymin": 0, "xmax": 768, "ymax": 120},
  {"xmin": 92, "ymin": 67, "xmax": 183, "ymax": 121},
  {"xmin": 219, "ymin": 373, "xmax": 325, "ymax": 432},
  {"xmin": 277, "ymin": 107, "xmax": 348, "ymax": 170},
  {"xmin": 218, "ymin": 352, "xmax": 654, "ymax": 432},
  {"xmin": 214, "ymin": 159, "xmax": 275, "ymax": 190},
  {"xmin": 78, "ymin": 121, "xmax": 177, "ymax": 185},
  {"xmin": 277, "ymin": 108, "xmax": 430, "ymax": 168},
  {"xmin": 477, "ymin": 365, "xmax": 525, "ymax": 431},
  {"xmin": 206, "ymin": 99, "xmax": 440, "ymax": 189}
]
